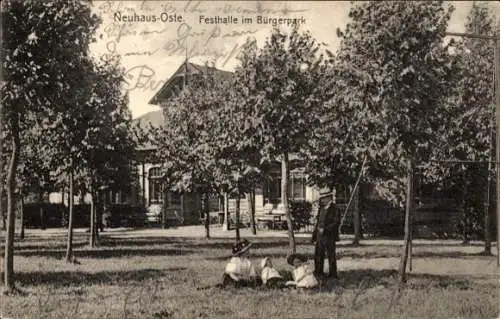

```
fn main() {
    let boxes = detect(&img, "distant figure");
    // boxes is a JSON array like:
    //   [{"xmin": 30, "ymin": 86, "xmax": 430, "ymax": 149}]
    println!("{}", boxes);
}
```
[
  {"xmin": 260, "ymin": 257, "xmax": 286, "ymax": 289},
  {"xmin": 285, "ymin": 254, "xmax": 318, "ymax": 289},
  {"xmin": 312, "ymin": 193, "xmax": 340, "ymax": 278},
  {"xmin": 222, "ymin": 239, "xmax": 261, "ymax": 288}
]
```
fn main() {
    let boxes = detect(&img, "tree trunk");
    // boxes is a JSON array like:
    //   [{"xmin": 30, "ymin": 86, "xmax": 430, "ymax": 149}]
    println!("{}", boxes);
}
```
[
  {"xmin": 203, "ymin": 193, "xmax": 210, "ymax": 238},
  {"xmin": 399, "ymin": 158, "xmax": 414, "ymax": 283},
  {"xmin": 461, "ymin": 170, "xmax": 469, "ymax": 244},
  {"xmin": 94, "ymin": 190, "xmax": 100, "ymax": 239},
  {"xmin": 223, "ymin": 193, "xmax": 229, "ymax": 231},
  {"xmin": 89, "ymin": 185, "xmax": 96, "ymax": 248},
  {"xmin": 0, "ymin": 186, "xmax": 4, "ymax": 231},
  {"xmin": 61, "ymin": 186, "xmax": 66, "ymax": 208},
  {"xmin": 100, "ymin": 189, "xmax": 106, "ymax": 232},
  {"xmin": 65, "ymin": 166, "xmax": 75, "ymax": 263},
  {"xmin": 39, "ymin": 190, "xmax": 45, "ymax": 230},
  {"xmin": 249, "ymin": 187, "xmax": 257, "ymax": 235},
  {"xmin": 162, "ymin": 186, "xmax": 168, "ymax": 229},
  {"xmin": 235, "ymin": 195, "xmax": 241, "ymax": 241},
  {"xmin": 0, "ymin": 98, "xmax": 4, "ymax": 232},
  {"xmin": 483, "ymin": 128, "xmax": 493, "ymax": 254},
  {"xmin": 353, "ymin": 184, "xmax": 361, "ymax": 245},
  {"xmin": 282, "ymin": 153, "xmax": 295, "ymax": 255},
  {"xmin": 484, "ymin": 175, "xmax": 492, "ymax": 254},
  {"xmin": 3, "ymin": 111, "xmax": 20, "ymax": 294},
  {"xmin": 79, "ymin": 185, "xmax": 85, "ymax": 205},
  {"xmin": 19, "ymin": 194, "xmax": 25, "ymax": 240}
]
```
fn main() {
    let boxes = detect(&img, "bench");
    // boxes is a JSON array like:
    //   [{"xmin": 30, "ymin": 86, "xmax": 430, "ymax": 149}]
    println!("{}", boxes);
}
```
[{"xmin": 256, "ymin": 214, "xmax": 285, "ymax": 230}]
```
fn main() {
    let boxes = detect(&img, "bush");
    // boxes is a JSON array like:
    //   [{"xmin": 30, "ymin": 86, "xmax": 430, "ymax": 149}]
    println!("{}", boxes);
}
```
[
  {"xmin": 23, "ymin": 203, "xmax": 66, "ymax": 228},
  {"xmin": 104, "ymin": 204, "xmax": 147, "ymax": 228},
  {"xmin": 62, "ymin": 204, "xmax": 92, "ymax": 228},
  {"xmin": 289, "ymin": 200, "xmax": 312, "ymax": 230},
  {"xmin": 360, "ymin": 199, "xmax": 404, "ymax": 238}
]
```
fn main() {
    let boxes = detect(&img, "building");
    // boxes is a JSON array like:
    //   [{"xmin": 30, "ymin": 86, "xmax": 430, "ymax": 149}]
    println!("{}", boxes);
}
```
[{"xmin": 132, "ymin": 61, "xmax": 325, "ymax": 227}]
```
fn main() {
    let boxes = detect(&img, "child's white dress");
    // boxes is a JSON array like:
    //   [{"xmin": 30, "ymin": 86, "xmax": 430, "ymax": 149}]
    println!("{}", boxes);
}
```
[
  {"xmin": 261, "ymin": 266, "xmax": 283, "ymax": 285},
  {"xmin": 225, "ymin": 256, "xmax": 257, "ymax": 282},
  {"xmin": 287, "ymin": 262, "xmax": 319, "ymax": 288}
]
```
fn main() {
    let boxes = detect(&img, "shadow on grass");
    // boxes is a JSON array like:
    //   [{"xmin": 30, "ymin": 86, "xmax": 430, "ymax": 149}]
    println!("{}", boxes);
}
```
[
  {"xmin": 318, "ymin": 269, "xmax": 481, "ymax": 292},
  {"xmin": 204, "ymin": 269, "xmax": 484, "ymax": 294},
  {"xmin": 13, "ymin": 241, "xmax": 89, "ymax": 251},
  {"xmin": 74, "ymin": 236, "xmax": 310, "ymax": 250},
  {"xmin": 16, "ymin": 247, "xmax": 193, "ymax": 259},
  {"xmin": 15, "ymin": 267, "xmax": 187, "ymax": 287},
  {"xmin": 206, "ymin": 251, "xmax": 316, "ymax": 261},
  {"xmin": 186, "ymin": 240, "xmax": 297, "ymax": 250},
  {"xmin": 99, "ymin": 236, "xmax": 179, "ymax": 247},
  {"xmin": 339, "ymin": 250, "xmax": 495, "ymax": 259}
]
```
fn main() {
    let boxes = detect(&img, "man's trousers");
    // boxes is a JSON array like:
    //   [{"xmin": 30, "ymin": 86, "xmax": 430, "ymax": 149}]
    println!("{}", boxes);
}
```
[{"xmin": 314, "ymin": 235, "xmax": 337, "ymax": 278}]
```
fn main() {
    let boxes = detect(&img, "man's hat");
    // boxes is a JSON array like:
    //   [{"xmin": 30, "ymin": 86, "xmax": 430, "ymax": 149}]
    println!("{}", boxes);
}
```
[{"xmin": 232, "ymin": 239, "xmax": 252, "ymax": 256}]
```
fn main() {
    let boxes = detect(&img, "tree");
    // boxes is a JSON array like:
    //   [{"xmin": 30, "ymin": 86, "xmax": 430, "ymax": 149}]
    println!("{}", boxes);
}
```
[
  {"xmin": 439, "ymin": 2, "xmax": 496, "ymax": 251},
  {"xmin": 152, "ymin": 62, "xmax": 264, "ymax": 241},
  {"xmin": 17, "ymin": 122, "xmax": 56, "ymax": 239},
  {"xmin": 207, "ymin": 66, "xmax": 264, "ymax": 240},
  {"xmin": 235, "ymin": 28, "xmax": 332, "ymax": 255},
  {"xmin": 153, "ymin": 72, "xmax": 221, "ymax": 238},
  {"xmin": 83, "ymin": 55, "xmax": 135, "ymax": 247},
  {"xmin": 335, "ymin": 1, "xmax": 458, "ymax": 282},
  {"xmin": 302, "ymin": 50, "xmax": 365, "ymax": 245},
  {"xmin": 2, "ymin": 0, "xmax": 100, "ymax": 279}
]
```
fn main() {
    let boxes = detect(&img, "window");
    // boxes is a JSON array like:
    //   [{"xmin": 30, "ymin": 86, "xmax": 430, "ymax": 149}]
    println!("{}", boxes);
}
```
[
  {"xmin": 148, "ymin": 167, "xmax": 164, "ymax": 205},
  {"xmin": 128, "ymin": 165, "xmax": 138, "ymax": 182},
  {"xmin": 149, "ymin": 167, "xmax": 162, "ymax": 178},
  {"xmin": 263, "ymin": 170, "xmax": 307, "ymax": 204},
  {"xmin": 289, "ymin": 171, "xmax": 307, "ymax": 200},
  {"xmin": 263, "ymin": 175, "xmax": 282, "ymax": 205}
]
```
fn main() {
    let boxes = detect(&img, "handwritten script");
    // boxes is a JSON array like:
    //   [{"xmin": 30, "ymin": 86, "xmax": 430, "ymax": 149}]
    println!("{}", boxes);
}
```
[{"xmin": 96, "ymin": 0, "xmax": 310, "ymax": 92}]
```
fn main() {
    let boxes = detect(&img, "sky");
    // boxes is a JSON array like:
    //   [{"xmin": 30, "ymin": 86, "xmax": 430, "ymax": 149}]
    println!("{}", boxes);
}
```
[{"xmin": 89, "ymin": 1, "xmax": 499, "ymax": 119}]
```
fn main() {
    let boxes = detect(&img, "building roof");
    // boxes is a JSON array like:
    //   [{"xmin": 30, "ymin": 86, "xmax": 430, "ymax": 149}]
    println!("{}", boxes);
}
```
[
  {"xmin": 135, "ymin": 110, "xmax": 165, "ymax": 128},
  {"xmin": 132, "ymin": 110, "xmax": 164, "ymax": 152},
  {"xmin": 148, "ymin": 60, "xmax": 233, "ymax": 105},
  {"xmin": 135, "ymin": 61, "xmax": 233, "ymax": 153}
]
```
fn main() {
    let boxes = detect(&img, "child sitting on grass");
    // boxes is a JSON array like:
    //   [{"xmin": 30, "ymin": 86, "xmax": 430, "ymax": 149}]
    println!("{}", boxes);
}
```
[
  {"xmin": 285, "ymin": 254, "xmax": 319, "ymax": 289},
  {"xmin": 260, "ymin": 257, "xmax": 286, "ymax": 289},
  {"xmin": 222, "ymin": 239, "xmax": 261, "ymax": 288}
]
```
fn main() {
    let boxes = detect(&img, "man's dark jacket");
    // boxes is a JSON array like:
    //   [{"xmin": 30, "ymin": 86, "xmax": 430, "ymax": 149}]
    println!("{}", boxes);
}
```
[{"xmin": 312, "ymin": 200, "xmax": 338, "ymax": 242}]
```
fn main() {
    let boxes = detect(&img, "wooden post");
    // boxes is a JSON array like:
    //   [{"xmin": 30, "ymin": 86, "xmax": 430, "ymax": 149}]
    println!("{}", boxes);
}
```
[
  {"xmin": 162, "ymin": 186, "xmax": 168, "ymax": 229},
  {"xmin": 89, "ymin": 187, "xmax": 96, "ymax": 247},
  {"xmin": 495, "ymin": 26, "xmax": 500, "ymax": 265},
  {"xmin": 19, "ymin": 193, "xmax": 24, "ymax": 240},
  {"xmin": 202, "ymin": 193, "xmax": 210, "ymax": 238},
  {"xmin": 141, "ymin": 162, "xmax": 146, "ymax": 206},
  {"xmin": 353, "ymin": 185, "xmax": 361, "ymax": 245},
  {"xmin": 235, "ymin": 174, "xmax": 241, "ymax": 241},
  {"xmin": 399, "ymin": 158, "xmax": 414, "ymax": 282},
  {"xmin": 484, "ymin": 119, "xmax": 493, "ymax": 255},
  {"xmin": 223, "ymin": 193, "xmax": 229, "ymax": 231}
]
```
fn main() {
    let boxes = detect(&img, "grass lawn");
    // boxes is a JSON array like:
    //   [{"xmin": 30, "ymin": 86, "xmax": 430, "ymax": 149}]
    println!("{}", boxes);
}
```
[{"xmin": 0, "ymin": 227, "xmax": 498, "ymax": 319}]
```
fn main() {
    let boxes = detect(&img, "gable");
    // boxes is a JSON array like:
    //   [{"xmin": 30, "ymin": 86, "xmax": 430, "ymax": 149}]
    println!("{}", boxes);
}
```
[{"xmin": 148, "ymin": 61, "xmax": 233, "ymax": 105}]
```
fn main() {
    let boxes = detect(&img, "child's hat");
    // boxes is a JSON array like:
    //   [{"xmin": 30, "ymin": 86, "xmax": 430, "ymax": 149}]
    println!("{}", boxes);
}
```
[{"xmin": 232, "ymin": 239, "xmax": 252, "ymax": 256}]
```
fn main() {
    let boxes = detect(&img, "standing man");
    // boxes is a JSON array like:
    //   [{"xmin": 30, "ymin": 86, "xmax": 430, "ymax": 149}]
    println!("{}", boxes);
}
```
[{"xmin": 312, "ymin": 191, "xmax": 340, "ymax": 279}]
